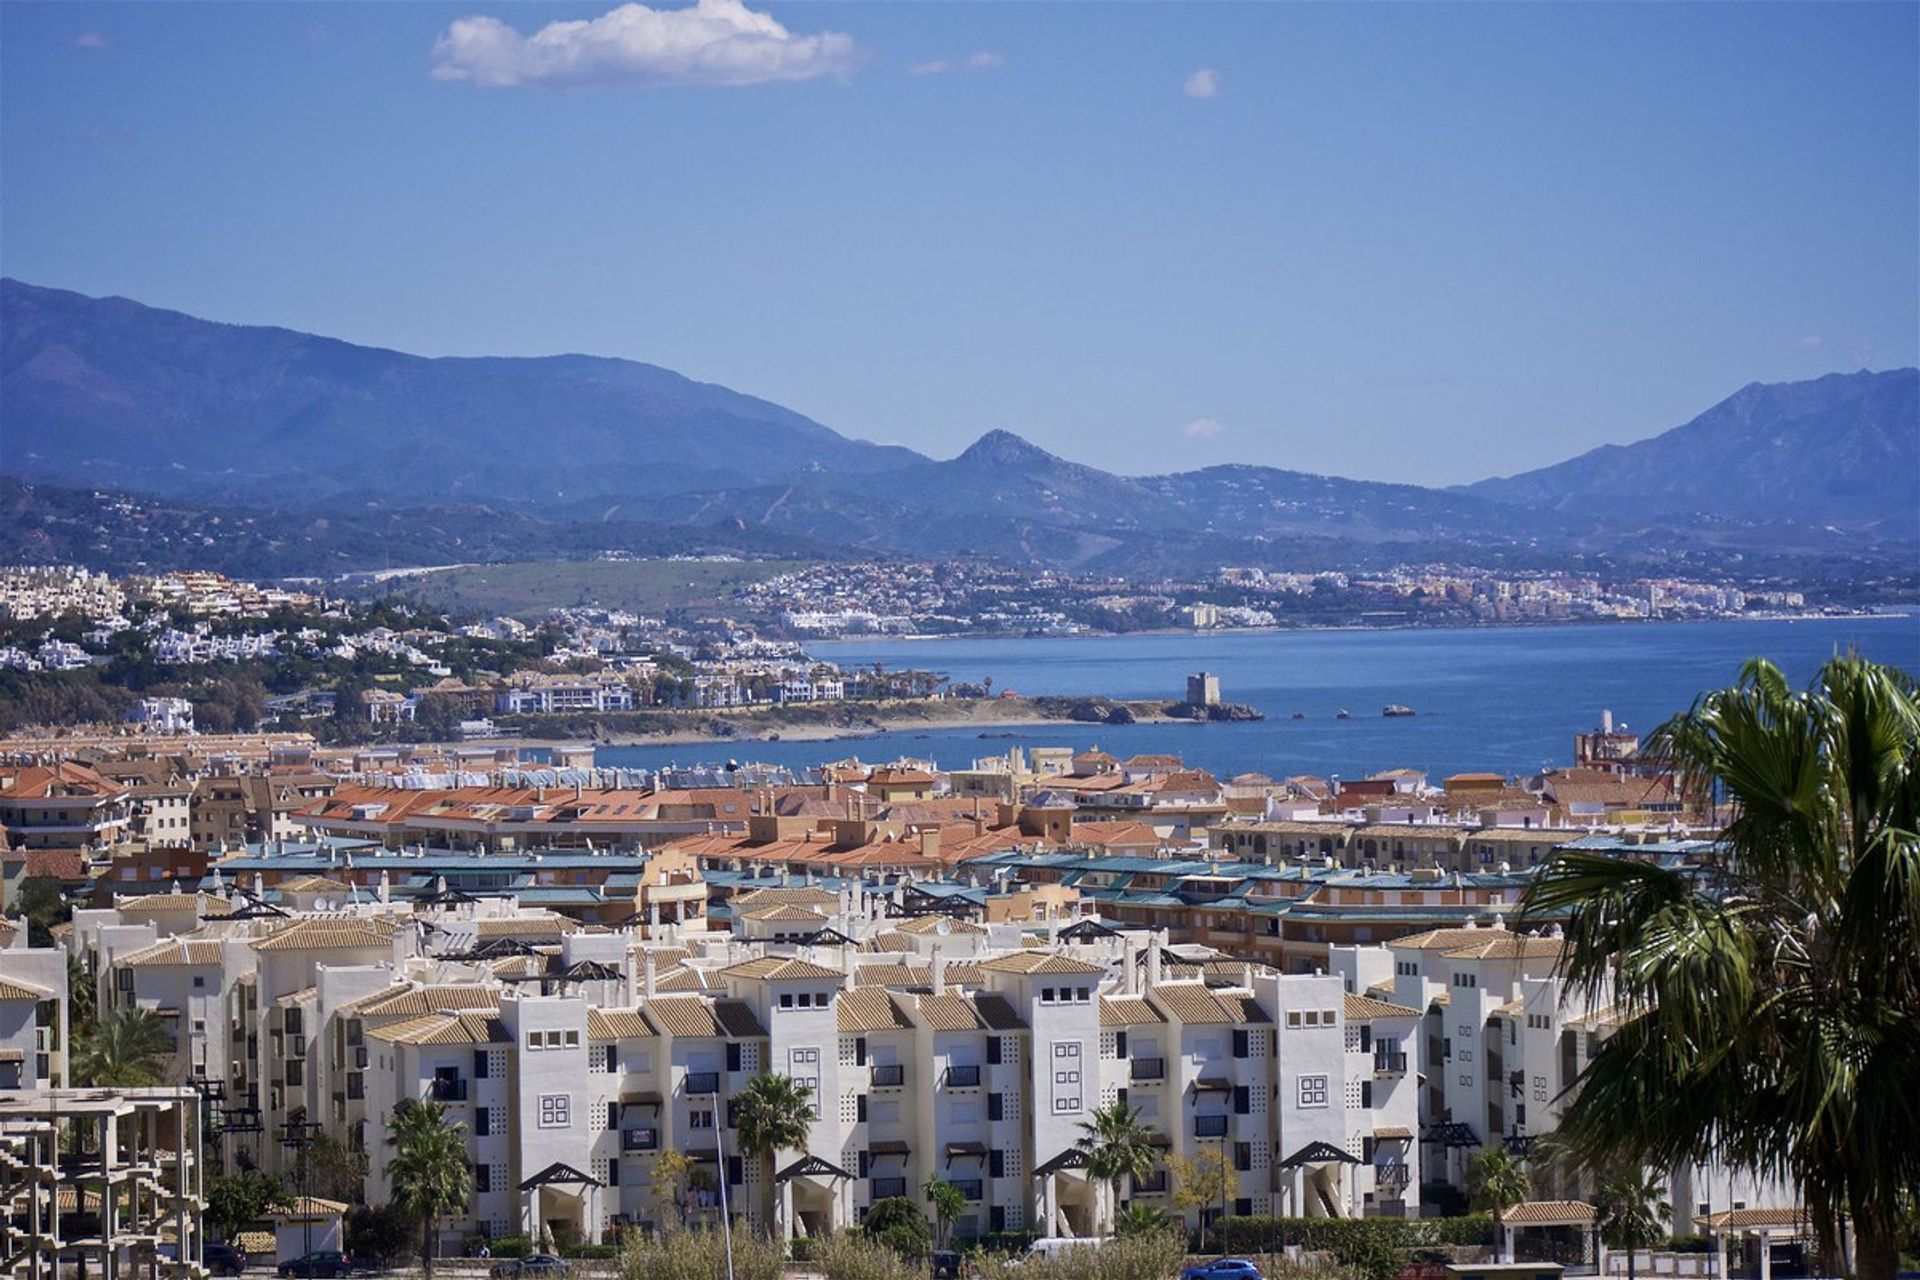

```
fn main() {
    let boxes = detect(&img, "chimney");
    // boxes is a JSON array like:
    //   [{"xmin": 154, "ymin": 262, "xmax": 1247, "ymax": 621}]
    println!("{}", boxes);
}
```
[
  {"xmin": 378, "ymin": 870, "xmax": 391, "ymax": 904},
  {"xmin": 930, "ymin": 950, "xmax": 947, "ymax": 992},
  {"xmin": 1147, "ymin": 941, "xmax": 1163, "ymax": 989},
  {"xmin": 643, "ymin": 951, "xmax": 657, "ymax": 999}
]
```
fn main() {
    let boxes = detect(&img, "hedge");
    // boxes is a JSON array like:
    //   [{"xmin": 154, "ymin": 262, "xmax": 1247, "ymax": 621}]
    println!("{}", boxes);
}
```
[{"xmin": 1214, "ymin": 1216, "xmax": 1496, "ymax": 1254}]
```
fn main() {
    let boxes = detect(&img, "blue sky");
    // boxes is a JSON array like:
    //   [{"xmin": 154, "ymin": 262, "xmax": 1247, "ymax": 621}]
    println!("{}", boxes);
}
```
[{"xmin": 4, "ymin": 1, "xmax": 1915, "ymax": 484}]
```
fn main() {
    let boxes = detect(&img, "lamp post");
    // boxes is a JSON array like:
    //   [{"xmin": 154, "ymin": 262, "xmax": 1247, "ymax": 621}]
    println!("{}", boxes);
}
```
[{"xmin": 279, "ymin": 1117, "xmax": 322, "ymax": 1267}]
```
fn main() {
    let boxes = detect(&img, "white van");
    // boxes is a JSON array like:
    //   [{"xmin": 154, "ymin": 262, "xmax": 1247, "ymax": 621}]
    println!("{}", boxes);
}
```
[{"xmin": 1026, "ymin": 1238, "xmax": 1111, "ymax": 1259}]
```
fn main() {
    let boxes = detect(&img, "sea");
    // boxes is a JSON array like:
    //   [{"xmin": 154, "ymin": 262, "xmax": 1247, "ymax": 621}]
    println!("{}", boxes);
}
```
[{"xmin": 596, "ymin": 616, "xmax": 1920, "ymax": 782}]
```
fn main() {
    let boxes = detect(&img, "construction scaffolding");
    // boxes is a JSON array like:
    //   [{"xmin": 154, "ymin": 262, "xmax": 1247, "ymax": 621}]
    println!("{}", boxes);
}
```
[{"xmin": 0, "ymin": 1089, "xmax": 205, "ymax": 1280}]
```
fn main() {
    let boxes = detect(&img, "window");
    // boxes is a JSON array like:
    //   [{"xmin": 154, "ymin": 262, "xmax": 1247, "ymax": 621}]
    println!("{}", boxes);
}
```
[
  {"xmin": 1287, "ymin": 1012, "xmax": 1302, "ymax": 1028},
  {"xmin": 193, "ymin": 976, "xmax": 205, "ymax": 990},
  {"xmin": 564, "ymin": 1030, "xmax": 580, "ymax": 1047},
  {"xmin": 1304, "ymin": 1011, "xmax": 1320, "ymax": 1027},
  {"xmin": 856, "ymin": 1095, "xmax": 868, "ymax": 1123},
  {"xmin": 1231, "ymin": 1030, "xmax": 1249, "ymax": 1059},
  {"xmin": 475, "ymin": 1165, "xmax": 492, "ymax": 1194},
  {"xmin": 726, "ymin": 1043, "xmax": 744, "ymax": 1073},
  {"xmin": 780, "ymin": 994, "xmax": 794, "ymax": 1008},
  {"xmin": 1297, "ymin": 1075, "xmax": 1329, "ymax": 1108},
  {"xmin": 1113, "ymin": 1032, "xmax": 1128, "ymax": 1058},
  {"xmin": 987, "ymin": 1093, "xmax": 1003, "ymax": 1122},
  {"xmin": 1233, "ymin": 1142, "xmax": 1252, "ymax": 1172},
  {"xmin": 544, "ymin": 1030, "xmax": 562, "ymax": 1049},
  {"xmin": 606, "ymin": 1101, "xmax": 619, "ymax": 1131},
  {"xmin": 986, "ymin": 1037, "xmax": 1002, "ymax": 1066},
  {"xmin": 538, "ymin": 1095, "xmax": 571, "ymax": 1129},
  {"xmin": 689, "ymin": 1110, "xmax": 714, "ymax": 1130},
  {"xmin": 1360, "ymin": 1082, "xmax": 1373, "ymax": 1108},
  {"xmin": 855, "ymin": 1038, "xmax": 868, "ymax": 1066},
  {"xmin": 1041, "ymin": 987, "xmax": 1055, "ymax": 1004},
  {"xmin": 607, "ymin": 1160, "xmax": 619, "ymax": 1187},
  {"xmin": 475, "ymin": 1051, "xmax": 490, "ymax": 1079},
  {"xmin": 989, "ymin": 1150, "xmax": 1006, "ymax": 1178},
  {"xmin": 1233, "ymin": 1086, "xmax": 1250, "ymax": 1116},
  {"xmin": 475, "ymin": 1109, "xmax": 491, "ymax": 1137}
]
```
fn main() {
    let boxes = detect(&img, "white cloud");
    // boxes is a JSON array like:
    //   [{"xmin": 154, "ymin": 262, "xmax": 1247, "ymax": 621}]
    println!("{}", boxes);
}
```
[
  {"xmin": 1797, "ymin": 334, "xmax": 1823, "ymax": 349},
  {"xmin": 911, "ymin": 50, "xmax": 1004, "ymax": 76},
  {"xmin": 430, "ymin": 0, "xmax": 862, "ymax": 89},
  {"xmin": 1179, "ymin": 417, "xmax": 1224, "ymax": 440},
  {"xmin": 74, "ymin": 31, "xmax": 112, "ymax": 50},
  {"xmin": 1183, "ymin": 67, "xmax": 1221, "ymax": 99}
]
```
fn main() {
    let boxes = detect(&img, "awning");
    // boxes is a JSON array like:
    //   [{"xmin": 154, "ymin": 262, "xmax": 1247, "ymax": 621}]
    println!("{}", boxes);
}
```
[
  {"xmin": 1033, "ymin": 1148, "xmax": 1091, "ymax": 1178},
  {"xmin": 1372, "ymin": 1125, "xmax": 1414, "ymax": 1141},
  {"xmin": 1193, "ymin": 1077, "xmax": 1232, "ymax": 1093},
  {"xmin": 1422, "ymin": 1121, "xmax": 1481, "ymax": 1148},
  {"xmin": 1144, "ymin": 1132, "xmax": 1172, "ymax": 1148},
  {"xmin": 945, "ymin": 1141, "xmax": 988, "ymax": 1160},
  {"xmin": 620, "ymin": 1091, "xmax": 663, "ymax": 1108},
  {"xmin": 1279, "ymin": 1141, "xmax": 1361, "ymax": 1169},
  {"xmin": 869, "ymin": 1140, "xmax": 910, "ymax": 1157},
  {"xmin": 777, "ymin": 1154, "xmax": 853, "ymax": 1183},
  {"xmin": 519, "ymin": 1161, "xmax": 601, "ymax": 1190}
]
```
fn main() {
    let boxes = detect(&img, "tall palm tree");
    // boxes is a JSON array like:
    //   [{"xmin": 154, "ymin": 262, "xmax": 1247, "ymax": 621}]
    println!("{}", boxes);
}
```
[
  {"xmin": 731, "ymin": 1073, "xmax": 816, "ymax": 1234},
  {"xmin": 1523, "ymin": 655, "xmax": 1920, "ymax": 1280},
  {"xmin": 73, "ymin": 1007, "xmax": 174, "ymax": 1086},
  {"xmin": 1076, "ymin": 1101, "xmax": 1157, "ymax": 1236},
  {"xmin": 385, "ymin": 1099, "xmax": 472, "ymax": 1280},
  {"xmin": 1466, "ymin": 1147, "xmax": 1530, "ymax": 1262},
  {"xmin": 1594, "ymin": 1169, "xmax": 1670, "ymax": 1280}
]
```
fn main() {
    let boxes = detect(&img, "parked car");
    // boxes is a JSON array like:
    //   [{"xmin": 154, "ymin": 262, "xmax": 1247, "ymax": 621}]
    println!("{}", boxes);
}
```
[
  {"xmin": 1183, "ymin": 1259, "xmax": 1265, "ymax": 1280},
  {"xmin": 930, "ymin": 1250, "xmax": 963, "ymax": 1279},
  {"xmin": 489, "ymin": 1256, "xmax": 570, "ymax": 1280},
  {"xmin": 277, "ymin": 1251, "xmax": 368, "ymax": 1278},
  {"xmin": 204, "ymin": 1244, "xmax": 248, "ymax": 1277},
  {"xmin": 1027, "ymin": 1238, "xmax": 1110, "ymax": 1259}
]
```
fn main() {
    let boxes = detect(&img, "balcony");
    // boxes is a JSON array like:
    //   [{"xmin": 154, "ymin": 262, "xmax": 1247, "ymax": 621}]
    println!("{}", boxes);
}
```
[
  {"xmin": 1131, "ymin": 1170, "xmax": 1168, "ymax": 1195},
  {"xmin": 1129, "ymin": 1058, "xmax": 1165, "ymax": 1082},
  {"xmin": 1193, "ymin": 1114, "xmax": 1229, "ymax": 1139},
  {"xmin": 943, "ymin": 1065, "xmax": 981, "ymax": 1089},
  {"xmin": 1374, "ymin": 1164, "xmax": 1411, "ymax": 1191},
  {"xmin": 1373, "ymin": 1052, "xmax": 1407, "ymax": 1077},
  {"xmin": 428, "ymin": 1077, "xmax": 468, "ymax": 1103},
  {"xmin": 870, "ymin": 1064, "xmax": 905, "ymax": 1088},
  {"xmin": 685, "ymin": 1072, "xmax": 720, "ymax": 1095},
  {"xmin": 870, "ymin": 1177, "xmax": 908, "ymax": 1200},
  {"xmin": 622, "ymin": 1128, "xmax": 660, "ymax": 1152}
]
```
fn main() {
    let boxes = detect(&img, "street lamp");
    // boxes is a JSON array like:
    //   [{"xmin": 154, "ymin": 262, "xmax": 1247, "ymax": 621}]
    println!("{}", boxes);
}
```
[{"xmin": 279, "ymin": 1117, "xmax": 322, "ymax": 1267}]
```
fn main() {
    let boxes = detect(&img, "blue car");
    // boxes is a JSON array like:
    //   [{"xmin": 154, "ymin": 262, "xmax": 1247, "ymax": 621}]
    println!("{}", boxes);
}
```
[{"xmin": 1184, "ymin": 1260, "xmax": 1265, "ymax": 1280}]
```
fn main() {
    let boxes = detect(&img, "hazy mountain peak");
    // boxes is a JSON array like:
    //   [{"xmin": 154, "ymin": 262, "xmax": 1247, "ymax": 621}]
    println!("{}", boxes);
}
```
[{"xmin": 955, "ymin": 429, "xmax": 1059, "ymax": 467}]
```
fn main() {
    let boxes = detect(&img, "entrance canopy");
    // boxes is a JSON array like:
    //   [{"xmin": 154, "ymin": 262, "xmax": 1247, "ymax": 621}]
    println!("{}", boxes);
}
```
[
  {"xmin": 776, "ymin": 1154, "xmax": 852, "ymax": 1184},
  {"xmin": 1279, "ymin": 1141, "xmax": 1361, "ymax": 1169},
  {"xmin": 519, "ymin": 1161, "xmax": 601, "ymax": 1191}
]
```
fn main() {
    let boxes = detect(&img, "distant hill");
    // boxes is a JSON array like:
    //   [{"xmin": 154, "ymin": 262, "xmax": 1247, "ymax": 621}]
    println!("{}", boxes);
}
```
[
  {"xmin": 2, "ymin": 279, "xmax": 1911, "ymax": 575},
  {"xmin": 0, "ymin": 278, "xmax": 922, "ymax": 504},
  {"xmin": 1466, "ymin": 369, "xmax": 1920, "ymax": 534}
]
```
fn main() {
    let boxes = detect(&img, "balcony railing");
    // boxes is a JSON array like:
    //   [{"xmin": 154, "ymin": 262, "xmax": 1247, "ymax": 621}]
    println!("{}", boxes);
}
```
[
  {"xmin": 685, "ymin": 1072, "xmax": 720, "ymax": 1095},
  {"xmin": 428, "ymin": 1078, "xmax": 468, "ymax": 1103},
  {"xmin": 622, "ymin": 1128, "xmax": 660, "ymax": 1151},
  {"xmin": 1193, "ymin": 1114, "xmax": 1229, "ymax": 1139},
  {"xmin": 870, "ymin": 1064, "xmax": 905, "ymax": 1088},
  {"xmin": 1129, "ymin": 1058, "xmax": 1166, "ymax": 1082},
  {"xmin": 1374, "ymin": 1164, "xmax": 1411, "ymax": 1191},
  {"xmin": 1373, "ymin": 1052, "xmax": 1407, "ymax": 1076},
  {"xmin": 870, "ymin": 1177, "xmax": 908, "ymax": 1200},
  {"xmin": 944, "ymin": 1065, "xmax": 981, "ymax": 1088}
]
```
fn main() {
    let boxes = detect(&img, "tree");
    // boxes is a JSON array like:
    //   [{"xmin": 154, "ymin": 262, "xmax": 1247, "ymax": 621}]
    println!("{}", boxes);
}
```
[
  {"xmin": 1112, "ymin": 1203, "xmax": 1172, "ymax": 1239},
  {"xmin": 1523, "ymin": 655, "xmax": 1920, "ymax": 1280},
  {"xmin": 1076, "ymin": 1101, "xmax": 1158, "ymax": 1235},
  {"xmin": 296, "ymin": 1131, "xmax": 369, "ymax": 1204},
  {"xmin": 863, "ymin": 1196, "xmax": 932, "ymax": 1259},
  {"xmin": 731, "ymin": 1073, "xmax": 816, "ymax": 1233},
  {"xmin": 1168, "ymin": 1147, "xmax": 1234, "ymax": 1252},
  {"xmin": 14, "ymin": 876, "xmax": 70, "ymax": 948},
  {"xmin": 923, "ymin": 1178, "xmax": 965, "ymax": 1251},
  {"xmin": 1594, "ymin": 1169, "xmax": 1670, "ymax": 1280},
  {"xmin": 345, "ymin": 1204, "xmax": 415, "ymax": 1267},
  {"xmin": 207, "ymin": 1170, "xmax": 285, "ymax": 1243},
  {"xmin": 73, "ymin": 1007, "xmax": 175, "ymax": 1086},
  {"xmin": 1466, "ymin": 1148, "xmax": 1530, "ymax": 1262},
  {"xmin": 66, "ymin": 953, "xmax": 97, "ymax": 1039},
  {"xmin": 385, "ymin": 1100, "xmax": 473, "ymax": 1280},
  {"xmin": 648, "ymin": 1149, "xmax": 695, "ymax": 1227}
]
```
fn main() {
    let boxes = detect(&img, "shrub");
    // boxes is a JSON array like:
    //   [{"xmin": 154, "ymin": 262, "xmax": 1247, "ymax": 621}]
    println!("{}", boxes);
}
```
[
  {"xmin": 973, "ymin": 1233, "xmax": 1040, "ymax": 1256},
  {"xmin": 620, "ymin": 1227, "xmax": 784, "ymax": 1280},
  {"xmin": 863, "ymin": 1197, "xmax": 933, "ymax": 1259},
  {"xmin": 488, "ymin": 1236, "xmax": 533, "ymax": 1259},
  {"xmin": 561, "ymin": 1243, "xmax": 621, "ymax": 1260},
  {"xmin": 1214, "ymin": 1217, "xmax": 1493, "ymax": 1256},
  {"xmin": 813, "ymin": 1232, "xmax": 929, "ymax": 1280},
  {"xmin": 790, "ymin": 1238, "xmax": 821, "ymax": 1263},
  {"xmin": 973, "ymin": 1231, "xmax": 1185, "ymax": 1280},
  {"xmin": 344, "ymin": 1205, "xmax": 415, "ymax": 1266}
]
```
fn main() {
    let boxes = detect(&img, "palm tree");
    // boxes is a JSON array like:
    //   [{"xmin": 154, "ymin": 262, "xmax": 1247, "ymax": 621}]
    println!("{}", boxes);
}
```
[
  {"xmin": 1466, "ymin": 1147, "xmax": 1530, "ymax": 1262},
  {"xmin": 924, "ymin": 1178, "xmax": 965, "ymax": 1251},
  {"xmin": 1113, "ymin": 1203, "xmax": 1172, "ymax": 1238},
  {"xmin": 73, "ymin": 1007, "xmax": 174, "ymax": 1086},
  {"xmin": 1522, "ymin": 655, "xmax": 1920, "ymax": 1280},
  {"xmin": 384, "ymin": 1099, "xmax": 472, "ymax": 1280},
  {"xmin": 1595, "ymin": 1169, "xmax": 1670, "ymax": 1280},
  {"xmin": 731, "ymin": 1073, "xmax": 816, "ymax": 1235},
  {"xmin": 1076, "ymin": 1100, "xmax": 1158, "ymax": 1236}
]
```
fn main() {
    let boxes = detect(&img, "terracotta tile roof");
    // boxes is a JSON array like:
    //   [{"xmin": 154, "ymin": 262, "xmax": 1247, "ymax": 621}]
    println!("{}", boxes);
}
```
[
  {"xmin": 1371, "ymin": 1125, "xmax": 1414, "ymax": 1140},
  {"xmin": 277, "ymin": 875, "xmax": 353, "ymax": 894},
  {"xmin": 587, "ymin": 1008, "xmax": 652, "ymax": 1040},
  {"xmin": 1442, "ymin": 936, "xmax": 1564, "ymax": 961},
  {"xmin": 251, "ymin": 917, "xmax": 398, "ymax": 952},
  {"xmin": 272, "ymin": 1197, "xmax": 351, "ymax": 1218},
  {"xmin": 116, "ymin": 891, "xmax": 232, "ymax": 918},
  {"xmin": 859, "ymin": 931, "xmax": 915, "ymax": 952},
  {"xmin": 0, "ymin": 762, "xmax": 123, "ymax": 800},
  {"xmin": 895, "ymin": 916, "xmax": 985, "ymax": 936},
  {"xmin": 1150, "ymin": 984, "xmax": 1255, "ymax": 1025},
  {"xmin": 730, "ymin": 887, "xmax": 843, "ymax": 909},
  {"xmin": 488, "ymin": 955, "xmax": 545, "ymax": 979},
  {"xmin": 718, "ymin": 956, "xmax": 843, "ymax": 982},
  {"xmin": 1099, "ymin": 996, "xmax": 1163, "ymax": 1027},
  {"xmin": 348, "ymin": 986, "xmax": 502, "ymax": 1018},
  {"xmin": 642, "ymin": 996, "xmax": 765, "ymax": 1039},
  {"xmin": 1691, "ymin": 1207, "xmax": 1809, "ymax": 1232},
  {"xmin": 852, "ymin": 962, "xmax": 984, "ymax": 988},
  {"xmin": 474, "ymin": 916, "xmax": 579, "ymax": 940},
  {"xmin": 366, "ymin": 1011, "xmax": 506, "ymax": 1046},
  {"xmin": 21, "ymin": 849, "xmax": 90, "ymax": 881},
  {"xmin": 915, "ymin": 992, "xmax": 992, "ymax": 1032},
  {"xmin": 1502, "ymin": 1201, "xmax": 1597, "ymax": 1226},
  {"xmin": 737, "ymin": 903, "xmax": 829, "ymax": 924},
  {"xmin": 117, "ymin": 938, "xmax": 227, "ymax": 968},
  {"xmin": 977, "ymin": 951, "xmax": 1105, "ymax": 976},
  {"xmin": 975, "ymin": 993, "xmax": 1027, "ymax": 1031},
  {"xmin": 1386, "ymin": 925, "xmax": 1516, "ymax": 951},
  {"xmin": 655, "ymin": 967, "xmax": 711, "ymax": 993},
  {"xmin": 1344, "ymin": 993, "xmax": 1422, "ymax": 1021},
  {"xmin": 837, "ymin": 987, "xmax": 913, "ymax": 1033},
  {"xmin": 0, "ymin": 977, "xmax": 52, "ymax": 1001}
]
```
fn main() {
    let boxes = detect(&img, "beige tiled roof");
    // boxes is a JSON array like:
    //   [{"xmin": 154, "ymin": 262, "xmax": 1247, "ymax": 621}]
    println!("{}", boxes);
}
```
[
  {"xmin": 118, "ymin": 938, "xmax": 227, "ymax": 968},
  {"xmin": 837, "ymin": 987, "xmax": 913, "ymax": 1033},
  {"xmin": 366, "ymin": 1011, "xmax": 507, "ymax": 1046},
  {"xmin": 252, "ymin": 917, "xmax": 397, "ymax": 952},
  {"xmin": 348, "ymin": 986, "xmax": 502, "ymax": 1018},
  {"xmin": 895, "ymin": 916, "xmax": 985, "ymax": 936},
  {"xmin": 733, "ymin": 887, "xmax": 842, "ymax": 908},
  {"xmin": 975, "ymin": 994, "xmax": 1026, "ymax": 1031},
  {"xmin": 1371, "ymin": 1125, "xmax": 1414, "ymax": 1140},
  {"xmin": 1151, "ymin": 984, "xmax": 1249, "ymax": 1025},
  {"xmin": 859, "ymin": 931, "xmax": 915, "ymax": 952},
  {"xmin": 915, "ymin": 992, "xmax": 990, "ymax": 1032},
  {"xmin": 1443, "ymin": 936, "xmax": 1565, "ymax": 961},
  {"xmin": 117, "ymin": 891, "xmax": 234, "ymax": 918},
  {"xmin": 1099, "ymin": 997, "xmax": 1164, "ymax": 1027},
  {"xmin": 738, "ymin": 904, "xmax": 829, "ymax": 924},
  {"xmin": 852, "ymin": 962, "xmax": 984, "ymax": 988},
  {"xmin": 1344, "ymin": 993, "xmax": 1422, "ymax": 1021},
  {"xmin": 978, "ymin": 951, "xmax": 1105, "ymax": 976},
  {"xmin": 489, "ymin": 955, "xmax": 546, "ymax": 979},
  {"xmin": 271, "ymin": 1196, "xmax": 351, "ymax": 1218},
  {"xmin": 642, "ymin": 996, "xmax": 765, "ymax": 1039},
  {"xmin": 1692, "ymin": 1207, "xmax": 1808, "ymax": 1232},
  {"xmin": 277, "ymin": 876, "xmax": 352, "ymax": 894},
  {"xmin": 1387, "ymin": 925, "xmax": 1514, "ymax": 951},
  {"xmin": 719, "ymin": 956, "xmax": 843, "ymax": 982},
  {"xmin": 656, "ymin": 967, "xmax": 711, "ymax": 993},
  {"xmin": 588, "ymin": 1008, "xmax": 652, "ymax": 1040},
  {"xmin": 0, "ymin": 977, "xmax": 52, "ymax": 1002},
  {"xmin": 1503, "ymin": 1201, "xmax": 1597, "ymax": 1226},
  {"xmin": 474, "ymin": 916, "xmax": 579, "ymax": 940}
]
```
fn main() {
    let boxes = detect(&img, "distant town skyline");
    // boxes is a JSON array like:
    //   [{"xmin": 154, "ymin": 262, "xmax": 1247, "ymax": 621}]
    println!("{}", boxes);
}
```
[{"xmin": 3, "ymin": 1, "xmax": 1915, "ymax": 485}]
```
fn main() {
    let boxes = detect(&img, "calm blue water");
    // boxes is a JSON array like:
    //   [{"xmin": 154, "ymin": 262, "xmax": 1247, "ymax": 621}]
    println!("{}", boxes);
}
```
[{"xmin": 598, "ymin": 618, "xmax": 1919, "ymax": 780}]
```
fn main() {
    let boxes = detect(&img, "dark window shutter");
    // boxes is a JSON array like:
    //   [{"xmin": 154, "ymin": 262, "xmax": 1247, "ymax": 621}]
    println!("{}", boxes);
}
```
[
  {"xmin": 855, "ymin": 1037, "xmax": 868, "ymax": 1066},
  {"xmin": 1114, "ymin": 1031, "xmax": 1128, "ymax": 1058},
  {"xmin": 726, "ymin": 1043, "xmax": 743, "ymax": 1072}
]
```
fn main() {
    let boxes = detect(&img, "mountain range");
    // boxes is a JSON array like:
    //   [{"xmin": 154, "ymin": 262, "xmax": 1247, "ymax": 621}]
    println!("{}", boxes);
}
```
[{"xmin": 2, "ymin": 278, "xmax": 1914, "ymax": 576}]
